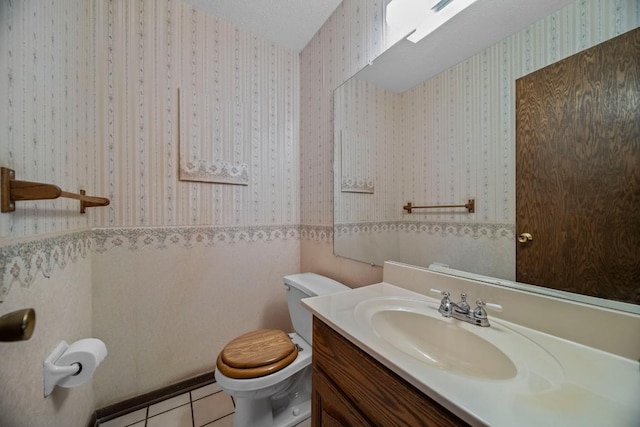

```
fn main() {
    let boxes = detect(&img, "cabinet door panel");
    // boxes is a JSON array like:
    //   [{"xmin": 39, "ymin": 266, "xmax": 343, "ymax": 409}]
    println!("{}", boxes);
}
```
[
  {"xmin": 313, "ymin": 317, "xmax": 468, "ymax": 426},
  {"xmin": 312, "ymin": 367, "xmax": 372, "ymax": 426}
]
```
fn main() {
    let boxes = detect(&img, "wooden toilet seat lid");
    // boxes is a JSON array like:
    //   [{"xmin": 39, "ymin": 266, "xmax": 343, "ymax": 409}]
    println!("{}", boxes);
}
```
[{"xmin": 217, "ymin": 329, "xmax": 298, "ymax": 379}]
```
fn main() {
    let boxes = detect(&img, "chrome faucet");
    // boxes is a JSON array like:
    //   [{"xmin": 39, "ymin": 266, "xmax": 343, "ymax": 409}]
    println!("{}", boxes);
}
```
[{"xmin": 431, "ymin": 289, "xmax": 501, "ymax": 327}]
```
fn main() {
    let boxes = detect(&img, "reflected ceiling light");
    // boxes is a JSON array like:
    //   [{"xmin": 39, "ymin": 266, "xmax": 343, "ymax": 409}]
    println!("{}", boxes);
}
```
[
  {"xmin": 386, "ymin": 0, "xmax": 478, "ymax": 44},
  {"xmin": 386, "ymin": 0, "xmax": 429, "ymax": 33}
]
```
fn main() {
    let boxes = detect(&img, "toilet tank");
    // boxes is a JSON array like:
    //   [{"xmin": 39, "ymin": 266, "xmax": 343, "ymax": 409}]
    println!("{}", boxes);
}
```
[{"xmin": 283, "ymin": 273, "xmax": 348, "ymax": 344}]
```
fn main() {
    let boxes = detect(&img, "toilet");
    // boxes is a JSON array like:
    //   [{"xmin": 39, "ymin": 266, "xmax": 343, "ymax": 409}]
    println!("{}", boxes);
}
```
[{"xmin": 214, "ymin": 273, "xmax": 348, "ymax": 427}]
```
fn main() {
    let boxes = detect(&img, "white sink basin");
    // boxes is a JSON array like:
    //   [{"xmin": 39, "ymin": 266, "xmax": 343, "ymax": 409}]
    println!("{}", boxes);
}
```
[
  {"xmin": 369, "ymin": 308, "xmax": 517, "ymax": 379},
  {"xmin": 354, "ymin": 297, "xmax": 564, "ymax": 383},
  {"xmin": 303, "ymin": 282, "xmax": 640, "ymax": 427}
]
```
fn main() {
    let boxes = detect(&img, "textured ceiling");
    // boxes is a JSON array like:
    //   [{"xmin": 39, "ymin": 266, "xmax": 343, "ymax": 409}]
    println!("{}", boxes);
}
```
[{"xmin": 185, "ymin": 0, "xmax": 344, "ymax": 52}]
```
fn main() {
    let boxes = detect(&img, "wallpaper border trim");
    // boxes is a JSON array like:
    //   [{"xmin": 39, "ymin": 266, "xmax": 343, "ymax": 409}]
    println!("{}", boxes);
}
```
[
  {"xmin": 91, "ymin": 224, "xmax": 301, "ymax": 252},
  {"xmin": 341, "ymin": 178, "xmax": 375, "ymax": 194},
  {"xmin": 335, "ymin": 221, "xmax": 515, "ymax": 240},
  {"xmin": 0, "ymin": 222, "xmax": 508, "ymax": 302},
  {"xmin": 0, "ymin": 230, "xmax": 92, "ymax": 302},
  {"xmin": 179, "ymin": 160, "xmax": 250, "ymax": 185},
  {"xmin": 0, "ymin": 224, "xmax": 327, "ymax": 302}
]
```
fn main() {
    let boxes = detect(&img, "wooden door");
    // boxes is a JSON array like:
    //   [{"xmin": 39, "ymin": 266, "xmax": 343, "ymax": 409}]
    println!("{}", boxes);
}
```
[{"xmin": 515, "ymin": 28, "xmax": 640, "ymax": 305}]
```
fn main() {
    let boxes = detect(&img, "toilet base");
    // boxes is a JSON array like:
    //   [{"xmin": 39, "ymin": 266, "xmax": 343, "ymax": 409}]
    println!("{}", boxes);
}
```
[
  {"xmin": 232, "ymin": 393, "xmax": 310, "ymax": 427},
  {"xmin": 232, "ymin": 365, "xmax": 311, "ymax": 427},
  {"xmin": 274, "ymin": 399, "xmax": 310, "ymax": 427},
  {"xmin": 233, "ymin": 397, "xmax": 272, "ymax": 427}
]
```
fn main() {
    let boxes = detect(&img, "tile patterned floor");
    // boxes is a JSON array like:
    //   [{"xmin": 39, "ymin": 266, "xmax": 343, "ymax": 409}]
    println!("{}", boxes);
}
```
[{"xmin": 99, "ymin": 382, "xmax": 311, "ymax": 427}]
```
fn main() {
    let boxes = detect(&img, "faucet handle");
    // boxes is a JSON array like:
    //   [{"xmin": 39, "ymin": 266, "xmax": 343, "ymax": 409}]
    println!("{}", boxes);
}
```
[
  {"xmin": 473, "ymin": 299, "xmax": 503, "ymax": 319},
  {"xmin": 473, "ymin": 300, "xmax": 488, "ymax": 322},
  {"xmin": 457, "ymin": 292, "xmax": 471, "ymax": 313},
  {"xmin": 431, "ymin": 289, "xmax": 453, "ymax": 316}
]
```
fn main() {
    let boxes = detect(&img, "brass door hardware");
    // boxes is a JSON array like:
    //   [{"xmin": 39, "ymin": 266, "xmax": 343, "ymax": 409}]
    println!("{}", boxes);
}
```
[
  {"xmin": 0, "ymin": 308, "xmax": 36, "ymax": 342},
  {"xmin": 518, "ymin": 232, "xmax": 533, "ymax": 243}
]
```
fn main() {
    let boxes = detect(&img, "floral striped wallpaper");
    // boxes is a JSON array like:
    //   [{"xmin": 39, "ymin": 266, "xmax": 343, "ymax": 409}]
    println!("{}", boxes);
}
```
[
  {"xmin": 334, "ymin": 77, "xmax": 403, "ymax": 222},
  {"xmin": 0, "ymin": 0, "xmax": 306, "ymax": 302},
  {"xmin": 0, "ymin": 0, "xmax": 97, "ymax": 239},
  {"xmin": 93, "ymin": 0, "xmax": 299, "ymax": 228},
  {"xmin": 300, "ymin": 0, "xmax": 386, "ymax": 228},
  {"xmin": 1, "ymin": 0, "xmax": 301, "ymax": 238}
]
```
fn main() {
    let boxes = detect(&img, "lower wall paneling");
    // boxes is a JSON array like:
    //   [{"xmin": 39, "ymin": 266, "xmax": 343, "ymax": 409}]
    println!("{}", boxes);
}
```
[
  {"xmin": 0, "ymin": 241, "xmax": 94, "ymax": 427},
  {"xmin": 91, "ymin": 227, "xmax": 300, "ymax": 407}
]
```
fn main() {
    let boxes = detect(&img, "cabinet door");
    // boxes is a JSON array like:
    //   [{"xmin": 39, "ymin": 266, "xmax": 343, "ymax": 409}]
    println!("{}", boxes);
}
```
[
  {"xmin": 312, "ymin": 367, "xmax": 371, "ymax": 426},
  {"xmin": 313, "ymin": 318, "xmax": 468, "ymax": 426}
]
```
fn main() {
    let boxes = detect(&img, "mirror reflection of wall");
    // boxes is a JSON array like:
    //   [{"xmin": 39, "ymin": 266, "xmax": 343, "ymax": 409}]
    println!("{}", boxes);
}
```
[
  {"xmin": 340, "ymin": 131, "xmax": 375, "ymax": 194},
  {"xmin": 333, "ymin": 67, "xmax": 514, "ymax": 276},
  {"xmin": 334, "ymin": 0, "xmax": 640, "ymax": 310},
  {"xmin": 334, "ymin": 77, "xmax": 404, "ymax": 265}
]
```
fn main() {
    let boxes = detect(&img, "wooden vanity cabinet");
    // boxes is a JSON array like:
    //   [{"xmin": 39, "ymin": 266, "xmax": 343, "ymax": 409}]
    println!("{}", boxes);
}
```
[{"xmin": 311, "ymin": 317, "xmax": 469, "ymax": 427}]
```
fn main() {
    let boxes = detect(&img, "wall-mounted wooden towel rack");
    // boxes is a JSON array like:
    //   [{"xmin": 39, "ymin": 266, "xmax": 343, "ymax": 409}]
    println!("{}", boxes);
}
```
[
  {"xmin": 1, "ymin": 167, "xmax": 110, "ymax": 214},
  {"xmin": 403, "ymin": 199, "xmax": 475, "ymax": 213}
]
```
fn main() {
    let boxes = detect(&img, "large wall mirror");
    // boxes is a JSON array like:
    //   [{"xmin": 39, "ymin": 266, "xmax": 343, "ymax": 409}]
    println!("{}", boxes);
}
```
[{"xmin": 334, "ymin": 1, "xmax": 640, "ymax": 314}]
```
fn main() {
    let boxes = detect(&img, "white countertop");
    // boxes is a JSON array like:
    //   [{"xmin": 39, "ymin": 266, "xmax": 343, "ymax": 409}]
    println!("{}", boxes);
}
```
[{"xmin": 302, "ymin": 283, "xmax": 640, "ymax": 427}]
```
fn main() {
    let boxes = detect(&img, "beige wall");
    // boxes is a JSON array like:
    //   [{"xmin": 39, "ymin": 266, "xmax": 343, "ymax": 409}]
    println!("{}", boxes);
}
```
[
  {"xmin": 301, "ymin": 238, "xmax": 382, "ymax": 288},
  {"xmin": 92, "ymin": 236, "xmax": 298, "ymax": 406},
  {"xmin": 0, "ymin": 0, "xmax": 97, "ymax": 425},
  {"xmin": 0, "ymin": 249, "xmax": 94, "ymax": 427}
]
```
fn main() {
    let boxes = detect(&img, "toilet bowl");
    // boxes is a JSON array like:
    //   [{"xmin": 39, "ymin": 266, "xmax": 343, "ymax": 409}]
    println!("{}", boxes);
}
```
[{"xmin": 214, "ymin": 273, "xmax": 348, "ymax": 427}]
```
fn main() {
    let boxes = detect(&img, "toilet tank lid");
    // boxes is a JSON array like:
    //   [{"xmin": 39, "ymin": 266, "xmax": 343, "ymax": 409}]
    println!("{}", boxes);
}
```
[{"xmin": 283, "ymin": 273, "xmax": 348, "ymax": 296}]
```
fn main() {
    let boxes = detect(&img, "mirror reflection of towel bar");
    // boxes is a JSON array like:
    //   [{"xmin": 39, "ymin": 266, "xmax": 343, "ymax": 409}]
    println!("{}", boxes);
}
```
[{"xmin": 403, "ymin": 199, "xmax": 475, "ymax": 213}]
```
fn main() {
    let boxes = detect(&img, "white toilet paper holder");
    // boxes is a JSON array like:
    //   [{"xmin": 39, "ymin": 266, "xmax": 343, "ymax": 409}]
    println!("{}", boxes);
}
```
[{"xmin": 43, "ymin": 341, "xmax": 81, "ymax": 397}]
